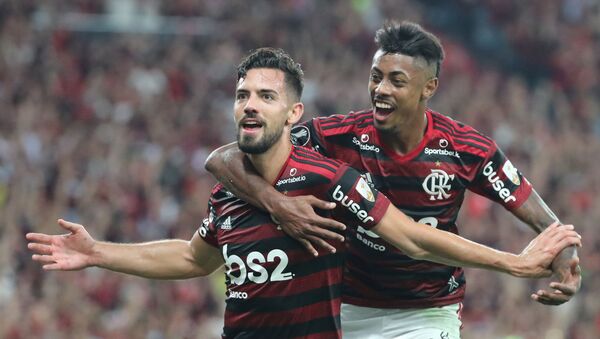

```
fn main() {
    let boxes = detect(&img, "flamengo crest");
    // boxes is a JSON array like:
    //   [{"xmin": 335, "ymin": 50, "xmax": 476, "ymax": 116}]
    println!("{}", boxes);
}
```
[{"xmin": 422, "ymin": 169, "xmax": 454, "ymax": 201}]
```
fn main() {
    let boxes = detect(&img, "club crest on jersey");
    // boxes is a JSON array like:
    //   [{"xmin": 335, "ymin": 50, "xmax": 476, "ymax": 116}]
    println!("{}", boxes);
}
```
[
  {"xmin": 422, "ymin": 169, "xmax": 455, "ymax": 201},
  {"xmin": 502, "ymin": 160, "xmax": 521, "ymax": 186},
  {"xmin": 356, "ymin": 177, "xmax": 375, "ymax": 202},
  {"xmin": 290, "ymin": 125, "xmax": 310, "ymax": 146}
]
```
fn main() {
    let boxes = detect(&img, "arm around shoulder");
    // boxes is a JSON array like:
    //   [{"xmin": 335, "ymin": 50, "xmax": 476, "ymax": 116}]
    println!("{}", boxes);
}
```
[{"xmin": 205, "ymin": 142, "xmax": 283, "ymax": 212}]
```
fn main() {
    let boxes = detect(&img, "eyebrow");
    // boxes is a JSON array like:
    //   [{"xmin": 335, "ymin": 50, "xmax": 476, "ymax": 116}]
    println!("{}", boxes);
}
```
[
  {"xmin": 371, "ymin": 66, "xmax": 409, "ymax": 79},
  {"xmin": 236, "ymin": 88, "xmax": 279, "ymax": 96}
]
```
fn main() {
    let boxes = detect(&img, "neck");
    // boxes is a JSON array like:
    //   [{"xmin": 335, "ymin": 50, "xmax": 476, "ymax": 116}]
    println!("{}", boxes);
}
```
[
  {"xmin": 246, "ymin": 139, "xmax": 292, "ymax": 185},
  {"xmin": 380, "ymin": 108, "xmax": 428, "ymax": 155}
]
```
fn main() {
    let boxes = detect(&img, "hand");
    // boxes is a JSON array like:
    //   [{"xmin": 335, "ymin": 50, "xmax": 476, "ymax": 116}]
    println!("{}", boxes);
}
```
[
  {"xmin": 271, "ymin": 195, "xmax": 346, "ymax": 256},
  {"xmin": 514, "ymin": 222, "xmax": 581, "ymax": 278},
  {"xmin": 531, "ymin": 255, "xmax": 581, "ymax": 305},
  {"xmin": 26, "ymin": 219, "xmax": 98, "ymax": 270}
]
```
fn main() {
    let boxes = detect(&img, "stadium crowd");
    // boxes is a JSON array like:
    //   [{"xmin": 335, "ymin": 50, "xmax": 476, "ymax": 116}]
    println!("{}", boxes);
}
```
[{"xmin": 1, "ymin": 0, "xmax": 598, "ymax": 338}]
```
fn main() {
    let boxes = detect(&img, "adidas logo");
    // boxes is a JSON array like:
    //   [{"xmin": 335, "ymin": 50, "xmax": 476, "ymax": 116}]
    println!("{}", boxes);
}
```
[{"xmin": 221, "ymin": 216, "xmax": 232, "ymax": 230}]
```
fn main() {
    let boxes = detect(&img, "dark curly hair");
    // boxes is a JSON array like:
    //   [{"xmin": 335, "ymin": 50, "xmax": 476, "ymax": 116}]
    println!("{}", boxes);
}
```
[{"xmin": 237, "ymin": 47, "xmax": 304, "ymax": 101}]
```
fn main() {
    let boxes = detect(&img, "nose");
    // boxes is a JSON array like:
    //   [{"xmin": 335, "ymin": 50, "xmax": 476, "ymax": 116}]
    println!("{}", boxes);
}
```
[
  {"xmin": 243, "ymin": 94, "xmax": 259, "ymax": 115},
  {"xmin": 374, "ymin": 79, "xmax": 392, "ymax": 96}
]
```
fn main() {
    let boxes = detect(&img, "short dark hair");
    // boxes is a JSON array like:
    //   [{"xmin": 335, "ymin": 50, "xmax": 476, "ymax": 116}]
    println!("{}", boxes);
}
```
[
  {"xmin": 375, "ymin": 21, "xmax": 444, "ymax": 78},
  {"xmin": 237, "ymin": 47, "xmax": 304, "ymax": 101}
]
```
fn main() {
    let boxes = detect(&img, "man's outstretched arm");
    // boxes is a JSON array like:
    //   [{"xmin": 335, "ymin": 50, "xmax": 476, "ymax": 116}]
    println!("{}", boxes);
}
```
[
  {"xmin": 26, "ymin": 219, "xmax": 223, "ymax": 279},
  {"xmin": 511, "ymin": 189, "xmax": 581, "ymax": 305},
  {"xmin": 371, "ymin": 206, "xmax": 581, "ymax": 278},
  {"xmin": 205, "ymin": 142, "xmax": 346, "ymax": 255}
]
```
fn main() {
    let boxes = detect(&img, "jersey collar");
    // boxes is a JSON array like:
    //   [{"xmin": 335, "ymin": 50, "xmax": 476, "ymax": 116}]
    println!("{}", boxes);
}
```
[{"xmin": 375, "ymin": 108, "xmax": 434, "ymax": 162}]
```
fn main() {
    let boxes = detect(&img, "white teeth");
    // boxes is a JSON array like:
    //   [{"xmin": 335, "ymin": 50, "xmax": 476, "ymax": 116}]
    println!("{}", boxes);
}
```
[{"xmin": 375, "ymin": 102, "xmax": 392, "ymax": 109}]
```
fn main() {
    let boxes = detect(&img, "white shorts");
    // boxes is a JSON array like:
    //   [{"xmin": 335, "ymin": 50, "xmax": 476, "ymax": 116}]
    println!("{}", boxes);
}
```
[{"xmin": 341, "ymin": 303, "xmax": 463, "ymax": 339}]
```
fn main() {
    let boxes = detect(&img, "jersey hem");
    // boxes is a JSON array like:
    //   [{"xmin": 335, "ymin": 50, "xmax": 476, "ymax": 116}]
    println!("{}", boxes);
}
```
[{"xmin": 341, "ymin": 290, "xmax": 465, "ymax": 309}]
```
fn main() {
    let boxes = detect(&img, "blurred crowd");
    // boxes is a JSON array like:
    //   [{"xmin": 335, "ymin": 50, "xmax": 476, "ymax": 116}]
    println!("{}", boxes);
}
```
[{"xmin": 0, "ymin": 1, "xmax": 598, "ymax": 338}]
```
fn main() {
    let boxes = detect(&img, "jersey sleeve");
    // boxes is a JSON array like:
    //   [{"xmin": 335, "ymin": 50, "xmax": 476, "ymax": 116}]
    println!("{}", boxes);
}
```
[
  {"xmin": 197, "ymin": 199, "xmax": 219, "ymax": 247},
  {"xmin": 290, "ymin": 119, "xmax": 329, "ymax": 156},
  {"xmin": 468, "ymin": 143, "xmax": 532, "ymax": 210},
  {"xmin": 326, "ymin": 164, "xmax": 391, "ymax": 230}
]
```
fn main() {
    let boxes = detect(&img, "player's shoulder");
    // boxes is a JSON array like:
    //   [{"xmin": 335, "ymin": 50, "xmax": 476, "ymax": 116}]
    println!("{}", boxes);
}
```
[
  {"xmin": 312, "ymin": 109, "xmax": 374, "ymax": 137},
  {"xmin": 428, "ymin": 109, "xmax": 496, "ymax": 157},
  {"xmin": 289, "ymin": 146, "xmax": 347, "ymax": 180}
]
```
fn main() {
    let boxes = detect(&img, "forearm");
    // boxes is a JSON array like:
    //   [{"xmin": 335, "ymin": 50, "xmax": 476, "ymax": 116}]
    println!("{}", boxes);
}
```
[
  {"xmin": 205, "ymin": 142, "xmax": 282, "ymax": 213},
  {"xmin": 513, "ymin": 189, "xmax": 578, "ymax": 267},
  {"xmin": 372, "ymin": 207, "xmax": 523, "ymax": 276},
  {"xmin": 409, "ymin": 230, "xmax": 520, "ymax": 275},
  {"xmin": 92, "ymin": 240, "xmax": 207, "ymax": 279},
  {"xmin": 513, "ymin": 189, "xmax": 559, "ymax": 232}
]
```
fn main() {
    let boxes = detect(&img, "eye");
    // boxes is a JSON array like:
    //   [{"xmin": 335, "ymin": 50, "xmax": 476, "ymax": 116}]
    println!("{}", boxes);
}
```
[
  {"xmin": 262, "ymin": 93, "xmax": 274, "ymax": 100},
  {"xmin": 370, "ymin": 73, "xmax": 381, "ymax": 82},
  {"xmin": 236, "ymin": 93, "xmax": 248, "ymax": 100}
]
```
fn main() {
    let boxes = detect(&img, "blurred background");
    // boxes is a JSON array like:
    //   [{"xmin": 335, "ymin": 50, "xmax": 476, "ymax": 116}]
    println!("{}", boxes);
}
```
[{"xmin": 1, "ymin": 0, "xmax": 598, "ymax": 338}]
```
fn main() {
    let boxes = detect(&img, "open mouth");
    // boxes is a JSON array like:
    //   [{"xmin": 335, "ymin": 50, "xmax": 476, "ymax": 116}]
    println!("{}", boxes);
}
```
[
  {"xmin": 373, "ymin": 101, "xmax": 395, "ymax": 118},
  {"xmin": 240, "ymin": 119, "xmax": 264, "ymax": 132}
]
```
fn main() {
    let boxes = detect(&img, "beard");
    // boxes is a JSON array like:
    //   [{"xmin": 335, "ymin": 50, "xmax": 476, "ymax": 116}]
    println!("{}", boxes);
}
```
[{"xmin": 237, "ymin": 124, "xmax": 285, "ymax": 154}]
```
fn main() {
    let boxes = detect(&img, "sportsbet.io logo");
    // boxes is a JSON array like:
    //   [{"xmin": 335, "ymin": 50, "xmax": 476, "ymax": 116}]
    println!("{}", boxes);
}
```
[{"xmin": 422, "ymin": 169, "xmax": 454, "ymax": 201}]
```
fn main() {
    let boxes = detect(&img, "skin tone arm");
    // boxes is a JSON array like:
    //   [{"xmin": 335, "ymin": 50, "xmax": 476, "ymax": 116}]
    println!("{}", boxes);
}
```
[
  {"xmin": 25, "ymin": 219, "xmax": 223, "ymax": 279},
  {"xmin": 206, "ymin": 145, "xmax": 582, "ymax": 297},
  {"xmin": 371, "ymin": 205, "xmax": 581, "ymax": 278},
  {"xmin": 511, "ymin": 190, "xmax": 582, "ymax": 304},
  {"xmin": 205, "ymin": 142, "xmax": 346, "ymax": 256}
]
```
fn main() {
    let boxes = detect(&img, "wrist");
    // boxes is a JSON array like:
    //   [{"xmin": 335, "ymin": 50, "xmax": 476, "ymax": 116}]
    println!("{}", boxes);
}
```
[
  {"xmin": 262, "ymin": 191, "xmax": 284, "ymax": 215},
  {"xmin": 88, "ymin": 241, "xmax": 105, "ymax": 267},
  {"xmin": 505, "ymin": 253, "xmax": 527, "ymax": 277},
  {"xmin": 551, "ymin": 246, "xmax": 578, "ymax": 270}
]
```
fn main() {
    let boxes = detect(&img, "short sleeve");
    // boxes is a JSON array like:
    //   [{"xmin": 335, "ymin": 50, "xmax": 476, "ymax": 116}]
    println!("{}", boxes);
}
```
[
  {"xmin": 197, "ymin": 201, "xmax": 219, "ymax": 247},
  {"xmin": 291, "ymin": 119, "xmax": 328, "ymax": 156},
  {"xmin": 326, "ymin": 164, "xmax": 390, "ymax": 229},
  {"xmin": 469, "ymin": 144, "xmax": 532, "ymax": 210}
]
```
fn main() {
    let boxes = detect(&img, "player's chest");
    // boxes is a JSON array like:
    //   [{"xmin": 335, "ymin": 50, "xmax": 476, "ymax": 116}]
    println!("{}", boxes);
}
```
[
  {"xmin": 213, "ymin": 209, "xmax": 302, "ymax": 285},
  {"xmin": 356, "ymin": 155, "xmax": 471, "ymax": 208}
]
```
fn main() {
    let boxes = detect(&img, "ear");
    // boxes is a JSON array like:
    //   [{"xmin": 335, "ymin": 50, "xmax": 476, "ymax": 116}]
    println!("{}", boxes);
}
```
[
  {"xmin": 286, "ymin": 102, "xmax": 304, "ymax": 125},
  {"xmin": 421, "ymin": 77, "xmax": 438, "ymax": 102}
]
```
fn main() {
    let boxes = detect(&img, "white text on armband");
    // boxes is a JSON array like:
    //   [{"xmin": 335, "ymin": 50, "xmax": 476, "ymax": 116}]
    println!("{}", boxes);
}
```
[
  {"xmin": 482, "ymin": 161, "xmax": 517, "ymax": 203},
  {"xmin": 332, "ymin": 185, "xmax": 375, "ymax": 224}
]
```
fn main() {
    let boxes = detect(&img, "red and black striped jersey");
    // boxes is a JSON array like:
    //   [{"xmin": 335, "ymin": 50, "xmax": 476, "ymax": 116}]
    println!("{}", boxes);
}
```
[
  {"xmin": 291, "ymin": 108, "xmax": 533, "ymax": 309},
  {"xmin": 198, "ymin": 146, "xmax": 390, "ymax": 338}
]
